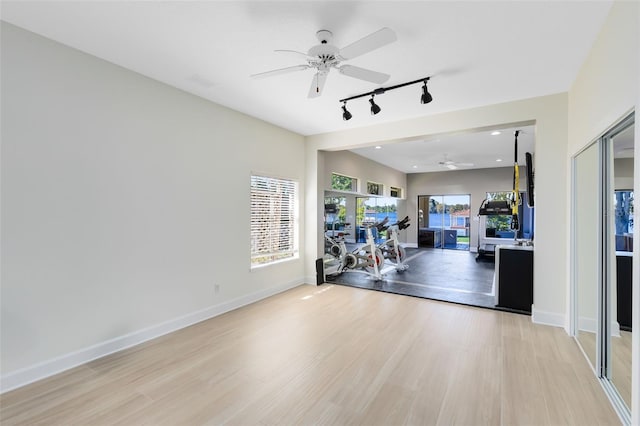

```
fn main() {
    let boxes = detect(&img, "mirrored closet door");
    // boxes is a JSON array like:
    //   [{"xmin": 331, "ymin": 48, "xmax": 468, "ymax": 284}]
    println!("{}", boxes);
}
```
[{"xmin": 572, "ymin": 112, "xmax": 634, "ymax": 423}]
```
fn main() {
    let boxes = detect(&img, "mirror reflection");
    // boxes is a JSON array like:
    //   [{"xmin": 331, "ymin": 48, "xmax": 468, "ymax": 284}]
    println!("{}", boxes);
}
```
[
  {"xmin": 575, "ymin": 141, "xmax": 600, "ymax": 369},
  {"xmin": 609, "ymin": 122, "xmax": 634, "ymax": 409}
]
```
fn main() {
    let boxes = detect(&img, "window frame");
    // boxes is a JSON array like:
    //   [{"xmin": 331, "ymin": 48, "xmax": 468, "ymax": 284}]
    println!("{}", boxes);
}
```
[
  {"xmin": 331, "ymin": 173, "xmax": 358, "ymax": 192},
  {"xmin": 366, "ymin": 181, "xmax": 384, "ymax": 196},
  {"xmin": 390, "ymin": 186, "xmax": 403, "ymax": 198}
]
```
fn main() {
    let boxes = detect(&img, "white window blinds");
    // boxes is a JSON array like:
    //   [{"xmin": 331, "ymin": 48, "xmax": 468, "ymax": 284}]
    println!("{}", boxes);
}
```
[{"xmin": 250, "ymin": 175, "xmax": 298, "ymax": 267}]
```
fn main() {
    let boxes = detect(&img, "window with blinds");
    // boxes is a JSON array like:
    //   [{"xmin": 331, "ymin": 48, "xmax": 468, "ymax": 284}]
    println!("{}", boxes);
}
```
[{"xmin": 250, "ymin": 175, "xmax": 298, "ymax": 268}]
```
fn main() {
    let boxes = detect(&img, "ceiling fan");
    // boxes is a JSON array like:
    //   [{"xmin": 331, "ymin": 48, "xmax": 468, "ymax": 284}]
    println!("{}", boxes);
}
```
[
  {"xmin": 251, "ymin": 27, "xmax": 397, "ymax": 98},
  {"xmin": 439, "ymin": 155, "xmax": 474, "ymax": 170}
]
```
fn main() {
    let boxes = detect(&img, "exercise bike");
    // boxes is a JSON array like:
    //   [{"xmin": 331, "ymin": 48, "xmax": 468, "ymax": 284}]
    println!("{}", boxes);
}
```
[
  {"xmin": 325, "ymin": 233, "xmax": 348, "ymax": 259},
  {"xmin": 338, "ymin": 221, "xmax": 386, "ymax": 280},
  {"xmin": 377, "ymin": 216, "xmax": 411, "ymax": 272}
]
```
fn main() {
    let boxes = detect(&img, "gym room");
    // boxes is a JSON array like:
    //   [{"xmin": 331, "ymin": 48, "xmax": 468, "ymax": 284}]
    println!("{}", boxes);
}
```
[
  {"xmin": 322, "ymin": 125, "xmax": 536, "ymax": 310},
  {"xmin": 1, "ymin": 1, "xmax": 638, "ymax": 425}
]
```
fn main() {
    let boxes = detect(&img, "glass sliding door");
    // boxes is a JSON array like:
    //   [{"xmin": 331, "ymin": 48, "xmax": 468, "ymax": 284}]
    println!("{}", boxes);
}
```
[{"xmin": 417, "ymin": 194, "xmax": 470, "ymax": 250}]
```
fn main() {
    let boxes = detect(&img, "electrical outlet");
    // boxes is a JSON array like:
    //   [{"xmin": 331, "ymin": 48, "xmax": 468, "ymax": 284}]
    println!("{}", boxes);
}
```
[{"xmin": 214, "ymin": 284, "xmax": 220, "ymax": 294}]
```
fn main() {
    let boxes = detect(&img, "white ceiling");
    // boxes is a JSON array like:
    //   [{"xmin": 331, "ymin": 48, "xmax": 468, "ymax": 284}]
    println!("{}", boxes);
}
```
[
  {"xmin": 1, "ymin": 0, "xmax": 613, "ymax": 139},
  {"xmin": 350, "ymin": 125, "xmax": 536, "ymax": 173}
]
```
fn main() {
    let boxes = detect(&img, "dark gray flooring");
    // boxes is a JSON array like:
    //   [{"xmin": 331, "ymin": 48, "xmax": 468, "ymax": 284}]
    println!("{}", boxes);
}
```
[{"xmin": 326, "ymin": 247, "xmax": 497, "ymax": 309}]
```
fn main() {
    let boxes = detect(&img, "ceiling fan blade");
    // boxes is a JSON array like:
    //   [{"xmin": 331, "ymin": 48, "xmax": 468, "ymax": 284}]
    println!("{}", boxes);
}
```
[
  {"xmin": 250, "ymin": 64, "xmax": 309, "ymax": 79},
  {"xmin": 446, "ymin": 164, "xmax": 458, "ymax": 170},
  {"xmin": 338, "ymin": 65, "xmax": 390, "ymax": 84},
  {"xmin": 274, "ymin": 49, "xmax": 310, "ymax": 59},
  {"xmin": 338, "ymin": 27, "xmax": 397, "ymax": 60},
  {"xmin": 308, "ymin": 71, "xmax": 328, "ymax": 98}
]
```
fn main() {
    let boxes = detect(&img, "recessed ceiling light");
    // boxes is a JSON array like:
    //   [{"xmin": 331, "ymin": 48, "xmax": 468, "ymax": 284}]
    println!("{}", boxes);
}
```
[
  {"xmin": 375, "ymin": 146, "xmax": 382, "ymax": 149},
  {"xmin": 412, "ymin": 165, "xmax": 418, "ymax": 168},
  {"xmin": 496, "ymin": 158, "xmax": 503, "ymax": 162},
  {"xmin": 491, "ymin": 131, "xmax": 501, "ymax": 136}
]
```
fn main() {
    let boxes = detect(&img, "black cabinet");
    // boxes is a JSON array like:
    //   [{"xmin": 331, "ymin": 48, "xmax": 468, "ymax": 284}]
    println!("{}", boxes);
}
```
[
  {"xmin": 495, "ymin": 246, "xmax": 534, "ymax": 314},
  {"xmin": 418, "ymin": 228, "xmax": 441, "ymax": 248},
  {"xmin": 616, "ymin": 254, "xmax": 632, "ymax": 331}
]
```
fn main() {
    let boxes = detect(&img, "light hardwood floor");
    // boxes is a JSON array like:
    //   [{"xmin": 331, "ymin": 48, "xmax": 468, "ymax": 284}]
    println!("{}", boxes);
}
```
[
  {"xmin": 577, "ymin": 329, "xmax": 632, "ymax": 410},
  {"xmin": 1, "ymin": 284, "xmax": 620, "ymax": 425}
]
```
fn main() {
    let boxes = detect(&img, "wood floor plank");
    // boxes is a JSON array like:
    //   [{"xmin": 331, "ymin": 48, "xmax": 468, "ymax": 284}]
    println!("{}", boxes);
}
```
[{"xmin": 0, "ymin": 284, "xmax": 622, "ymax": 425}]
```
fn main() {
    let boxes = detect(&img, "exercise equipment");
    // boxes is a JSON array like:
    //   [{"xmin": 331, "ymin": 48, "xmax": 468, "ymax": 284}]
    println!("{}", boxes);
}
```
[
  {"xmin": 325, "ymin": 216, "xmax": 411, "ymax": 279},
  {"xmin": 325, "ymin": 234, "xmax": 347, "ymax": 258},
  {"xmin": 525, "ymin": 152, "xmax": 535, "ymax": 207},
  {"xmin": 377, "ymin": 216, "xmax": 411, "ymax": 272},
  {"xmin": 511, "ymin": 130, "xmax": 521, "ymax": 231},
  {"xmin": 339, "ymin": 223, "xmax": 385, "ymax": 280}
]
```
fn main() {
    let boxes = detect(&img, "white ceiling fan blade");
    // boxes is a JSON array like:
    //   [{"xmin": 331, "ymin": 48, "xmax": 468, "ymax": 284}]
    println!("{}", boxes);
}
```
[
  {"xmin": 251, "ymin": 64, "xmax": 309, "ymax": 79},
  {"xmin": 457, "ymin": 162, "xmax": 474, "ymax": 167},
  {"xmin": 308, "ymin": 71, "xmax": 328, "ymax": 98},
  {"xmin": 446, "ymin": 164, "xmax": 458, "ymax": 170},
  {"xmin": 338, "ymin": 27, "xmax": 397, "ymax": 60},
  {"xmin": 338, "ymin": 65, "xmax": 390, "ymax": 84},
  {"xmin": 274, "ymin": 49, "xmax": 310, "ymax": 59}
]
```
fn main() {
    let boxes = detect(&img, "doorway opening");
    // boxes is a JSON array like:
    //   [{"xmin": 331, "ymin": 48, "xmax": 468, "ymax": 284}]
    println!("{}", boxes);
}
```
[{"xmin": 417, "ymin": 194, "xmax": 471, "ymax": 250}]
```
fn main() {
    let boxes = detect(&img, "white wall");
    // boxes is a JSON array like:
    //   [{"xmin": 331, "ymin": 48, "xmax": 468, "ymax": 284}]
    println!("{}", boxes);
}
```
[
  {"xmin": 0, "ymin": 22, "xmax": 306, "ymax": 389},
  {"xmin": 306, "ymin": 94, "xmax": 568, "ymax": 328},
  {"xmin": 322, "ymin": 150, "xmax": 407, "ymax": 241},
  {"xmin": 407, "ymin": 166, "xmax": 528, "ymax": 249},
  {"xmin": 614, "ymin": 158, "xmax": 634, "ymax": 190},
  {"xmin": 567, "ymin": 1, "xmax": 639, "ymax": 421},
  {"xmin": 322, "ymin": 149, "xmax": 407, "ymax": 197}
]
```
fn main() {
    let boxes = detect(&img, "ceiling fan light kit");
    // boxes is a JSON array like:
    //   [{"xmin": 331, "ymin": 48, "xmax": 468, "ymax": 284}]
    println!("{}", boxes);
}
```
[
  {"xmin": 338, "ymin": 76, "xmax": 433, "ymax": 120},
  {"xmin": 251, "ymin": 27, "xmax": 397, "ymax": 98}
]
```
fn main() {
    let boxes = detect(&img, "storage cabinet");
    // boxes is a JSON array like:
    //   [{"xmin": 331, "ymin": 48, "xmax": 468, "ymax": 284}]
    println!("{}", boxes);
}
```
[
  {"xmin": 495, "ymin": 245, "xmax": 534, "ymax": 313},
  {"xmin": 418, "ymin": 228, "xmax": 441, "ymax": 248}
]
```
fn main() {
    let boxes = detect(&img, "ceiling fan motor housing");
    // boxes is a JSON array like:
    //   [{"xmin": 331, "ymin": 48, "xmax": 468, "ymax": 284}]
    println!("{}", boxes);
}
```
[
  {"xmin": 308, "ymin": 32, "xmax": 340, "ymax": 70},
  {"xmin": 316, "ymin": 29, "xmax": 333, "ymax": 44}
]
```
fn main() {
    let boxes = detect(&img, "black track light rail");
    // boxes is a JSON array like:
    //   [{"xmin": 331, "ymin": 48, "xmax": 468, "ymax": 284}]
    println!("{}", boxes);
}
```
[{"xmin": 339, "ymin": 76, "xmax": 430, "ymax": 103}]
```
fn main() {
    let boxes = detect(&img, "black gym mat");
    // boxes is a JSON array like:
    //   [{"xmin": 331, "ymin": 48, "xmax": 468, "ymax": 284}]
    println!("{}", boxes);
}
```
[{"xmin": 326, "ymin": 247, "xmax": 496, "ymax": 309}]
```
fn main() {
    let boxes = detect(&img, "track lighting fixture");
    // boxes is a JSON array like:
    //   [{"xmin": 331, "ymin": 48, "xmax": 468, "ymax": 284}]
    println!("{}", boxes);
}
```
[
  {"xmin": 342, "ymin": 102, "xmax": 352, "ymax": 121},
  {"xmin": 421, "ymin": 80, "xmax": 432, "ymax": 104},
  {"xmin": 369, "ymin": 96, "xmax": 381, "ymax": 115},
  {"xmin": 338, "ymin": 76, "xmax": 432, "ymax": 120}
]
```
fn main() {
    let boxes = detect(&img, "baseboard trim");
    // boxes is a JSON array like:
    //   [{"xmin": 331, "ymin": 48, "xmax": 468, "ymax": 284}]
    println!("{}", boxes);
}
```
[
  {"xmin": 578, "ymin": 316, "xmax": 598, "ymax": 334},
  {"xmin": 531, "ymin": 306, "xmax": 565, "ymax": 328},
  {"xmin": 404, "ymin": 243, "xmax": 418, "ymax": 248},
  {"xmin": 0, "ymin": 278, "xmax": 305, "ymax": 393}
]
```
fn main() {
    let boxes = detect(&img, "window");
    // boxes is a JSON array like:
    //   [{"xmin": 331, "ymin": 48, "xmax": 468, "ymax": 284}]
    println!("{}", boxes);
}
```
[
  {"xmin": 331, "ymin": 173, "xmax": 358, "ymax": 192},
  {"xmin": 367, "ymin": 181, "xmax": 383, "ymax": 195},
  {"xmin": 250, "ymin": 175, "xmax": 298, "ymax": 268},
  {"xmin": 390, "ymin": 186, "xmax": 402, "ymax": 198},
  {"xmin": 485, "ymin": 191, "xmax": 516, "ymax": 237},
  {"xmin": 324, "ymin": 196, "xmax": 347, "ymax": 223},
  {"xmin": 484, "ymin": 191, "xmax": 534, "ymax": 239},
  {"xmin": 614, "ymin": 190, "xmax": 634, "ymax": 251},
  {"xmin": 356, "ymin": 196, "xmax": 397, "ymax": 242}
]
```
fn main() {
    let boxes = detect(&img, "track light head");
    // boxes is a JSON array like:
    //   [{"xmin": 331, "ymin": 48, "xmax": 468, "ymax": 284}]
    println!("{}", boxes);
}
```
[
  {"xmin": 342, "ymin": 102, "xmax": 352, "ymax": 121},
  {"xmin": 421, "ymin": 80, "xmax": 433, "ymax": 104},
  {"xmin": 369, "ymin": 96, "xmax": 381, "ymax": 115},
  {"xmin": 338, "ymin": 75, "xmax": 432, "ymax": 120}
]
